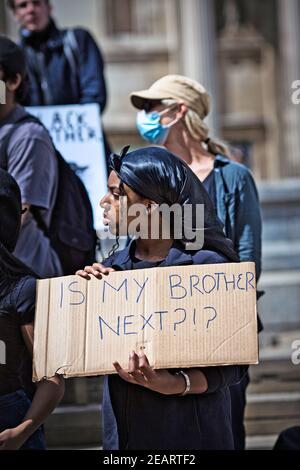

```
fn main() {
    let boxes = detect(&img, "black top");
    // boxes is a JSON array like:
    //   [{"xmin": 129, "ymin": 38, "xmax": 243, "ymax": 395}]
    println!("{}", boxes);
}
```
[
  {"xmin": 20, "ymin": 19, "xmax": 107, "ymax": 111},
  {"xmin": 0, "ymin": 276, "xmax": 36, "ymax": 396},
  {"xmin": 131, "ymin": 249, "xmax": 163, "ymax": 270},
  {"xmin": 102, "ymin": 240, "xmax": 247, "ymax": 450}
]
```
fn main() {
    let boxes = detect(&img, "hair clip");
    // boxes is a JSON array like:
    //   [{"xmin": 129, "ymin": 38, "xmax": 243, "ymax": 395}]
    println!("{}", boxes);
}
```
[{"xmin": 109, "ymin": 145, "xmax": 131, "ymax": 172}]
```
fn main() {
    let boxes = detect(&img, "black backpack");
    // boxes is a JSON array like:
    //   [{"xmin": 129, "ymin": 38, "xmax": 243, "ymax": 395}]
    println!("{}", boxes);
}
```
[{"xmin": 0, "ymin": 113, "xmax": 97, "ymax": 275}]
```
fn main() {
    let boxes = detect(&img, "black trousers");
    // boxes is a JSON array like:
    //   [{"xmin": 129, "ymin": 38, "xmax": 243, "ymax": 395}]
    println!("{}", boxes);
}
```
[
  {"xmin": 274, "ymin": 427, "xmax": 300, "ymax": 450},
  {"xmin": 230, "ymin": 372, "xmax": 250, "ymax": 450}
]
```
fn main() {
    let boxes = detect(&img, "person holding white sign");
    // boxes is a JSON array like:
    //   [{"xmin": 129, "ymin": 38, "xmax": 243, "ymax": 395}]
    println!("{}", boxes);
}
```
[
  {"xmin": 77, "ymin": 146, "xmax": 249, "ymax": 450},
  {"xmin": 130, "ymin": 74, "xmax": 263, "ymax": 450}
]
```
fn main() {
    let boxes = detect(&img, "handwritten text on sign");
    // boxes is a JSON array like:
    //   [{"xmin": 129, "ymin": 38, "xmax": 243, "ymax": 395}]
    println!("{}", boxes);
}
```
[
  {"xmin": 33, "ymin": 263, "xmax": 258, "ymax": 380},
  {"xmin": 27, "ymin": 103, "xmax": 107, "ymax": 230}
]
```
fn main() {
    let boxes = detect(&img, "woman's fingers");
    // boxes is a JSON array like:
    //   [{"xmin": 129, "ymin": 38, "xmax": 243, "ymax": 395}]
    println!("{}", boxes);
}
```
[
  {"xmin": 76, "ymin": 263, "xmax": 115, "ymax": 279},
  {"xmin": 92, "ymin": 263, "xmax": 115, "ymax": 273},
  {"xmin": 113, "ymin": 354, "xmax": 148, "ymax": 386},
  {"xmin": 75, "ymin": 269, "xmax": 91, "ymax": 279},
  {"xmin": 138, "ymin": 351, "xmax": 155, "ymax": 380},
  {"xmin": 128, "ymin": 351, "xmax": 139, "ymax": 373},
  {"xmin": 82, "ymin": 266, "xmax": 103, "ymax": 278},
  {"xmin": 128, "ymin": 351, "xmax": 146, "ymax": 383},
  {"xmin": 113, "ymin": 361, "xmax": 136, "ymax": 384}
]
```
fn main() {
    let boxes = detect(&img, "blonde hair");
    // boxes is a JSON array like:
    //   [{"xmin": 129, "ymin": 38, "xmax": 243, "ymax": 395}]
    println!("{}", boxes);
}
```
[{"xmin": 162, "ymin": 99, "xmax": 229, "ymax": 157}]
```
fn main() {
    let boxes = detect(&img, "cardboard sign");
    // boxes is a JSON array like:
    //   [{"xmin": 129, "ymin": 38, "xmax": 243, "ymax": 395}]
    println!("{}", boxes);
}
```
[
  {"xmin": 26, "ymin": 103, "xmax": 107, "ymax": 230},
  {"xmin": 33, "ymin": 262, "xmax": 258, "ymax": 381}
]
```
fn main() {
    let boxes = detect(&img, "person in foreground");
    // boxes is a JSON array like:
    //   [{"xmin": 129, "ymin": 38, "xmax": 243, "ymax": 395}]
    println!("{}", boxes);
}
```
[
  {"xmin": 0, "ymin": 169, "xmax": 64, "ymax": 450},
  {"xmin": 77, "ymin": 146, "xmax": 248, "ymax": 450},
  {"xmin": 130, "ymin": 74, "xmax": 263, "ymax": 450}
]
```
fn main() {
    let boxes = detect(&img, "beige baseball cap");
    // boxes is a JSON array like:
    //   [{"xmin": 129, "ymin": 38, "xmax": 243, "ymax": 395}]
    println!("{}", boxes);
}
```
[{"xmin": 130, "ymin": 74, "xmax": 211, "ymax": 120}]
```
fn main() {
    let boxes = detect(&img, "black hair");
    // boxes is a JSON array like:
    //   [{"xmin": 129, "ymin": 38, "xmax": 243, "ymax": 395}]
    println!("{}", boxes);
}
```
[
  {"xmin": 109, "ymin": 146, "xmax": 239, "ymax": 262},
  {"xmin": 0, "ymin": 65, "xmax": 29, "ymax": 102},
  {"xmin": 7, "ymin": 0, "xmax": 49, "ymax": 10},
  {"xmin": 0, "ymin": 169, "xmax": 36, "ymax": 300},
  {"xmin": 0, "ymin": 36, "xmax": 29, "ymax": 103},
  {"xmin": 0, "ymin": 241, "xmax": 36, "ymax": 301}
]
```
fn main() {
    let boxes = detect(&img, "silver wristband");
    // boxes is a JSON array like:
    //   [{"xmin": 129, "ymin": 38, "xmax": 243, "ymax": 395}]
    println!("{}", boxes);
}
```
[{"xmin": 177, "ymin": 370, "xmax": 191, "ymax": 396}]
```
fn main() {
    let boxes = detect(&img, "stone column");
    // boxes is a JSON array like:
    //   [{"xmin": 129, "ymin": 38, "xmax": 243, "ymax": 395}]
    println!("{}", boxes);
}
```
[
  {"xmin": 278, "ymin": 0, "xmax": 300, "ymax": 177},
  {"xmin": 179, "ymin": 0, "xmax": 219, "ymax": 135}
]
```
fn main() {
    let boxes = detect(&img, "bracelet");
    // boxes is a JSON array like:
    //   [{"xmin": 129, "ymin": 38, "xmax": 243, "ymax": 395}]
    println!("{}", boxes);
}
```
[{"xmin": 176, "ymin": 370, "xmax": 191, "ymax": 396}]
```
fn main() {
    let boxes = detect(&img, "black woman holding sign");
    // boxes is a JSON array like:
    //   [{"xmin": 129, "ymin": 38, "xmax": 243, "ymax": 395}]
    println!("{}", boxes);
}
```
[
  {"xmin": 0, "ymin": 169, "xmax": 64, "ymax": 450},
  {"xmin": 77, "ymin": 146, "xmax": 247, "ymax": 450}
]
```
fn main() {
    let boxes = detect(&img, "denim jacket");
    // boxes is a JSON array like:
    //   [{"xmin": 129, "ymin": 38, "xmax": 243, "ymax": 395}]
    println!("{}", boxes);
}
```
[{"xmin": 214, "ymin": 155, "xmax": 262, "ymax": 280}]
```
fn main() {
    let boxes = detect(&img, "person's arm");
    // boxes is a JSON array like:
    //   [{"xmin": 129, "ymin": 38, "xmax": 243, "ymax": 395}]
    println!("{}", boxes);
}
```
[
  {"xmin": 75, "ymin": 29, "xmax": 107, "ymax": 111},
  {"xmin": 197, "ymin": 364, "xmax": 248, "ymax": 394},
  {"xmin": 0, "ymin": 323, "xmax": 64, "ymax": 450},
  {"xmin": 235, "ymin": 170, "xmax": 262, "ymax": 280},
  {"xmin": 112, "ymin": 351, "xmax": 247, "ymax": 396}
]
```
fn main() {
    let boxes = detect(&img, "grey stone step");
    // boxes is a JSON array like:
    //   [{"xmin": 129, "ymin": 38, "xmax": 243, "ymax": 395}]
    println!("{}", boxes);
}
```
[
  {"xmin": 45, "ymin": 403, "xmax": 102, "ymax": 447},
  {"xmin": 258, "ymin": 178, "xmax": 300, "ymax": 203},
  {"xmin": 262, "ymin": 241, "xmax": 300, "ymax": 271},
  {"xmin": 246, "ymin": 392, "xmax": 300, "ymax": 419},
  {"xmin": 245, "ymin": 370, "xmax": 300, "ymax": 436},
  {"xmin": 258, "ymin": 179, "xmax": 300, "ymax": 245},
  {"xmin": 256, "ymin": 330, "xmax": 300, "ymax": 361},
  {"xmin": 258, "ymin": 270, "xmax": 300, "ymax": 331},
  {"xmin": 245, "ymin": 417, "xmax": 300, "ymax": 436},
  {"xmin": 246, "ymin": 434, "xmax": 278, "ymax": 450}
]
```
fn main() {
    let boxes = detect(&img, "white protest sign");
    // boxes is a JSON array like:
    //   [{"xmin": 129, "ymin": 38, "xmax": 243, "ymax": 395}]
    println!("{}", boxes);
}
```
[{"xmin": 27, "ymin": 103, "xmax": 107, "ymax": 230}]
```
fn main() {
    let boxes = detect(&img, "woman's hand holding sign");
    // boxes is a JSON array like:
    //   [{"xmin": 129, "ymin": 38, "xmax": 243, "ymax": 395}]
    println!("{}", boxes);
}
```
[
  {"xmin": 113, "ymin": 351, "xmax": 208, "ymax": 396},
  {"xmin": 113, "ymin": 351, "xmax": 187, "ymax": 395},
  {"xmin": 76, "ymin": 263, "xmax": 115, "ymax": 280}
]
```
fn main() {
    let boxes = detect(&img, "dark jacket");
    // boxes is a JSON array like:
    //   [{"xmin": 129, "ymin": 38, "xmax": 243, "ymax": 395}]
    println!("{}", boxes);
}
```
[
  {"xmin": 0, "ymin": 275, "xmax": 36, "ymax": 397},
  {"xmin": 214, "ymin": 155, "xmax": 262, "ymax": 280},
  {"xmin": 20, "ymin": 19, "xmax": 107, "ymax": 111},
  {"xmin": 101, "ymin": 241, "xmax": 248, "ymax": 450}
]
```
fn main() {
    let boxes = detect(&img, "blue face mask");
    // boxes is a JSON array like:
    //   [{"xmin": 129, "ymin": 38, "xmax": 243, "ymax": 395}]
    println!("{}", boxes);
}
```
[{"xmin": 136, "ymin": 109, "xmax": 176, "ymax": 145}]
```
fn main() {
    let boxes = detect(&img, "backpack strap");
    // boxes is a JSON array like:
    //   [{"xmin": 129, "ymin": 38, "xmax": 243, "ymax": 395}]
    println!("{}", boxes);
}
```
[
  {"xmin": 25, "ymin": 46, "xmax": 54, "ymax": 105},
  {"xmin": 217, "ymin": 165, "xmax": 232, "ymax": 239},
  {"xmin": 63, "ymin": 29, "xmax": 80, "ymax": 98}
]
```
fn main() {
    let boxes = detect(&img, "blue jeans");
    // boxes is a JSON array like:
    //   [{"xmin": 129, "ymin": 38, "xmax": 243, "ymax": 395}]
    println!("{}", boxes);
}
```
[{"xmin": 0, "ymin": 389, "xmax": 46, "ymax": 450}]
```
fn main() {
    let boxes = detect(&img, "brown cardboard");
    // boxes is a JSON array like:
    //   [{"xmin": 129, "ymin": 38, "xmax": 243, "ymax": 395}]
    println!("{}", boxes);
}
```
[{"xmin": 33, "ymin": 262, "xmax": 258, "ymax": 381}]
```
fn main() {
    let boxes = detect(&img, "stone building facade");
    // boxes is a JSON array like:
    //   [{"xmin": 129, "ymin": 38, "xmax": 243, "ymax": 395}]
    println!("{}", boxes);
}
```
[{"xmin": 1, "ymin": 0, "xmax": 299, "ymax": 448}]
